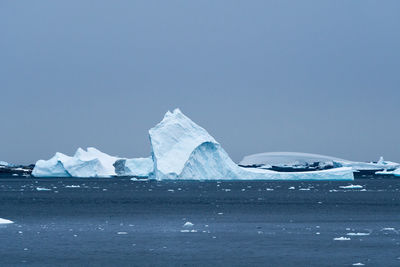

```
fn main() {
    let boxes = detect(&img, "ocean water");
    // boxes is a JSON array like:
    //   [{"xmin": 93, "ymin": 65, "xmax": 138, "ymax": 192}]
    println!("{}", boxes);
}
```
[{"xmin": 0, "ymin": 177, "xmax": 399, "ymax": 266}]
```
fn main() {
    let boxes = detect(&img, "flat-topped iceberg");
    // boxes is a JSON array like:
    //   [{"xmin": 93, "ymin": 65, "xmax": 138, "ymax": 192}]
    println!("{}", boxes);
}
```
[
  {"xmin": 240, "ymin": 152, "xmax": 399, "ymax": 173},
  {"xmin": 32, "ymin": 147, "xmax": 120, "ymax": 177},
  {"xmin": 149, "ymin": 109, "xmax": 354, "ymax": 180}
]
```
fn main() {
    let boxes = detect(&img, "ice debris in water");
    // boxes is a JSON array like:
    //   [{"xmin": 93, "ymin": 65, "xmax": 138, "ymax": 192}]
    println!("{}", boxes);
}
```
[
  {"xmin": 352, "ymin": 263, "xmax": 365, "ymax": 266},
  {"xmin": 346, "ymin": 233, "xmax": 370, "ymax": 236},
  {"xmin": 117, "ymin": 232, "xmax": 128, "ymax": 235},
  {"xmin": 0, "ymin": 218, "xmax": 14, "ymax": 224},
  {"xmin": 36, "ymin": 187, "xmax": 51, "ymax": 191},
  {"xmin": 333, "ymin": 237, "xmax": 351, "ymax": 241},
  {"xmin": 339, "ymin": 185, "xmax": 363, "ymax": 189}
]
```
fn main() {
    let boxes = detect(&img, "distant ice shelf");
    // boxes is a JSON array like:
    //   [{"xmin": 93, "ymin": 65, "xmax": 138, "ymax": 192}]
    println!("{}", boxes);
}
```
[{"xmin": 239, "ymin": 152, "xmax": 399, "ymax": 174}]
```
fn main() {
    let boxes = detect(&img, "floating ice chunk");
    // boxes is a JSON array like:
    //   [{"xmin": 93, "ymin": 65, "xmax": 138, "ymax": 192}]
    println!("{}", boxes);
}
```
[
  {"xmin": 183, "ymin": 222, "xmax": 194, "ymax": 227},
  {"xmin": 346, "ymin": 233, "xmax": 370, "ymax": 236},
  {"xmin": 36, "ymin": 187, "xmax": 51, "ymax": 191},
  {"xmin": 0, "ymin": 218, "xmax": 14, "ymax": 224},
  {"xmin": 333, "ymin": 237, "xmax": 351, "ymax": 241},
  {"xmin": 339, "ymin": 185, "xmax": 363, "ymax": 189},
  {"xmin": 117, "ymin": 232, "xmax": 128, "ymax": 235},
  {"xmin": 288, "ymin": 187, "xmax": 295, "ymax": 190},
  {"xmin": 352, "ymin": 263, "xmax": 365, "ymax": 266},
  {"xmin": 65, "ymin": 185, "xmax": 80, "ymax": 188}
]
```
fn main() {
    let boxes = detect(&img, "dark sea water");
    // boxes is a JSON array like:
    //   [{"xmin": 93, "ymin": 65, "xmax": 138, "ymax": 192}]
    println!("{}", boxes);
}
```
[{"xmin": 0, "ymin": 176, "xmax": 399, "ymax": 266}]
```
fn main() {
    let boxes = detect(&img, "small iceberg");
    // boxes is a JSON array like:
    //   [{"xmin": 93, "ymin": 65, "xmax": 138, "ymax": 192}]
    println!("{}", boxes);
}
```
[{"xmin": 183, "ymin": 222, "xmax": 194, "ymax": 227}]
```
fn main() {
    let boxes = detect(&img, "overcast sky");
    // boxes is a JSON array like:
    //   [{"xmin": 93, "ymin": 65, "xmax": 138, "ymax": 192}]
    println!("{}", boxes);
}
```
[{"xmin": 1, "ymin": 1, "xmax": 399, "ymax": 164}]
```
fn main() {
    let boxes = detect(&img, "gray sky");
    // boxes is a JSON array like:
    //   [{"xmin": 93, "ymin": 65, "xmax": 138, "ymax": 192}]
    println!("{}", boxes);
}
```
[{"xmin": 1, "ymin": 0, "xmax": 399, "ymax": 164}]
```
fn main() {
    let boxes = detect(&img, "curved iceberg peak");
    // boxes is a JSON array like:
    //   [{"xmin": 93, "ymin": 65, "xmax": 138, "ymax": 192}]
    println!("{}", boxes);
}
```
[
  {"xmin": 149, "ymin": 108, "xmax": 217, "ymax": 179},
  {"xmin": 150, "ymin": 109, "xmax": 354, "ymax": 181},
  {"xmin": 114, "ymin": 157, "xmax": 154, "ymax": 177},
  {"xmin": 32, "ymin": 147, "xmax": 119, "ymax": 178}
]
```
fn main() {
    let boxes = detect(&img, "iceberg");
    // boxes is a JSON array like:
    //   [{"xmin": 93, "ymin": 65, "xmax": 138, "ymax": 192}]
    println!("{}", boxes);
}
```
[
  {"xmin": 114, "ymin": 157, "xmax": 154, "ymax": 177},
  {"xmin": 32, "ymin": 147, "xmax": 119, "ymax": 178},
  {"xmin": 0, "ymin": 161, "xmax": 10, "ymax": 166},
  {"xmin": 240, "ymin": 152, "xmax": 399, "ymax": 173},
  {"xmin": 149, "ymin": 109, "xmax": 354, "ymax": 180},
  {"xmin": 32, "ymin": 152, "xmax": 72, "ymax": 177}
]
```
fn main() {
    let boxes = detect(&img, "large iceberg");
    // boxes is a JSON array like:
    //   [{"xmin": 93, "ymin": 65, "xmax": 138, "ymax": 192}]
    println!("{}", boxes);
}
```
[
  {"xmin": 32, "ymin": 147, "xmax": 120, "ymax": 178},
  {"xmin": 31, "ymin": 109, "xmax": 356, "ymax": 180},
  {"xmin": 149, "ymin": 109, "xmax": 354, "ymax": 181}
]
